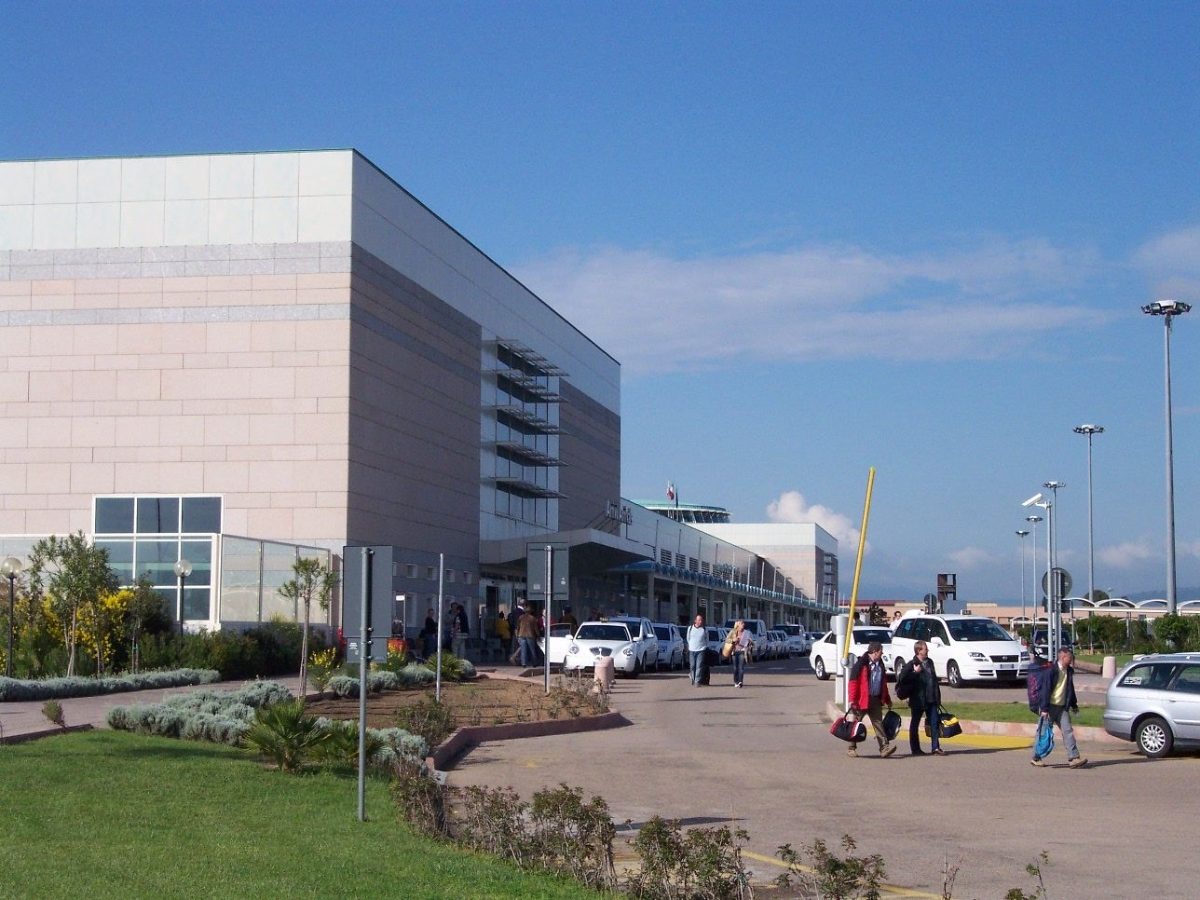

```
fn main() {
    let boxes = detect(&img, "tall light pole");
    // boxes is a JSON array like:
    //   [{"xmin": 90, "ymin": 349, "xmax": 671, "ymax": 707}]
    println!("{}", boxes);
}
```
[
  {"xmin": 1026, "ymin": 514, "xmax": 1043, "ymax": 634},
  {"xmin": 2, "ymin": 556, "xmax": 22, "ymax": 678},
  {"xmin": 1016, "ymin": 530, "xmax": 1030, "ymax": 629},
  {"xmin": 1074, "ymin": 424, "xmax": 1103, "ymax": 649},
  {"xmin": 1043, "ymin": 481, "xmax": 1065, "ymax": 657},
  {"xmin": 1142, "ymin": 299, "xmax": 1191, "ymax": 614}
]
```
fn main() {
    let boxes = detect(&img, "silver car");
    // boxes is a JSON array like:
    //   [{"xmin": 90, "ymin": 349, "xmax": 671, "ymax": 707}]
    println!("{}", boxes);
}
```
[{"xmin": 1103, "ymin": 652, "xmax": 1200, "ymax": 758}]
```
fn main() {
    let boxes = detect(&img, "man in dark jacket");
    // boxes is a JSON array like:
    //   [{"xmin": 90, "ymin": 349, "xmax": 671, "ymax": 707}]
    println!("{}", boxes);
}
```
[
  {"xmin": 898, "ymin": 640, "xmax": 944, "ymax": 756},
  {"xmin": 847, "ymin": 641, "xmax": 896, "ymax": 758},
  {"xmin": 1031, "ymin": 647, "xmax": 1087, "ymax": 768}
]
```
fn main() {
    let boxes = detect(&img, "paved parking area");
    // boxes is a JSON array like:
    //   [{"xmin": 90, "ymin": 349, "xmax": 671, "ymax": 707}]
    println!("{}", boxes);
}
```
[{"xmin": 453, "ymin": 657, "xmax": 1196, "ymax": 898}]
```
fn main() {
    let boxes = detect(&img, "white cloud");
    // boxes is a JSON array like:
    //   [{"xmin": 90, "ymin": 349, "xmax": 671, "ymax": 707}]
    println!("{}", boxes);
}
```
[
  {"xmin": 1133, "ymin": 225, "xmax": 1200, "ymax": 299},
  {"xmin": 766, "ymin": 490, "xmax": 864, "ymax": 551},
  {"xmin": 947, "ymin": 546, "xmax": 994, "ymax": 569},
  {"xmin": 514, "ymin": 237, "xmax": 1109, "ymax": 376},
  {"xmin": 1098, "ymin": 539, "xmax": 1157, "ymax": 569}
]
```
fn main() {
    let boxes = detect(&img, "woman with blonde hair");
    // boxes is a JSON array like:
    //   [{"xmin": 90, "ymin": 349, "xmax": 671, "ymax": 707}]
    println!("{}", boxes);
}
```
[
  {"xmin": 729, "ymin": 619, "xmax": 753, "ymax": 688},
  {"xmin": 898, "ymin": 640, "xmax": 944, "ymax": 756}
]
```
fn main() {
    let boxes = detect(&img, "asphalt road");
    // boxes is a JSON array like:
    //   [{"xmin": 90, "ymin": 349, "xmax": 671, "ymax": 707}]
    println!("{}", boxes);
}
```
[{"xmin": 452, "ymin": 656, "xmax": 1196, "ymax": 899}]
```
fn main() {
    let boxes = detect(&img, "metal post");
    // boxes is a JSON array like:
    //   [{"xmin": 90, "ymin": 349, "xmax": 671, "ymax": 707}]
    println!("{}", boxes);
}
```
[
  {"xmin": 1016, "ymin": 530, "xmax": 1029, "ymax": 631},
  {"xmin": 544, "ymin": 544, "xmax": 552, "ymax": 695},
  {"xmin": 1045, "ymin": 502, "xmax": 1055, "ymax": 658},
  {"xmin": 436, "ymin": 553, "xmax": 444, "ymax": 702},
  {"xmin": 1163, "ymin": 316, "xmax": 1178, "ymax": 613},
  {"xmin": 5, "ymin": 572, "xmax": 14, "ymax": 679},
  {"xmin": 1075, "ymin": 425, "xmax": 1103, "ymax": 649},
  {"xmin": 357, "ymin": 548, "xmax": 371, "ymax": 823}
]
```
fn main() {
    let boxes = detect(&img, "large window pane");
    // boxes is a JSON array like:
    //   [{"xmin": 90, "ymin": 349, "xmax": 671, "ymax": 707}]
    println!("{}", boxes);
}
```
[
  {"xmin": 96, "ymin": 540, "xmax": 134, "ymax": 585},
  {"xmin": 183, "ymin": 587, "xmax": 210, "ymax": 620},
  {"xmin": 182, "ymin": 497, "xmax": 222, "ymax": 533},
  {"xmin": 134, "ymin": 539, "xmax": 181, "ymax": 586},
  {"xmin": 136, "ymin": 498, "xmax": 179, "ymax": 534},
  {"xmin": 95, "ymin": 498, "xmax": 134, "ymax": 534},
  {"xmin": 220, "ymin": 536, "xmax": 263, "ymax": 624}
]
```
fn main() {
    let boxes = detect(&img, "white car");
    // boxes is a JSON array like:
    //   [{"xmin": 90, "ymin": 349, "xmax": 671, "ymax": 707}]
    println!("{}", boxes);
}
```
[
  {"xmin": 608, "ymin": 616, "xmax": 660, "ymax": 671},
  {"xmin": 808, "ymin": 627, "xmax": 895, "ymax": 681},
  {"xmin": 890, "ymin": 614, "xmax": 1029, "ymax": 688},
  {"xmin": 706, "ymin": 625, "xmax": 730, "ymax": 665},
  {"xmin": 538, "ymin": 622, "xmax": 575, "ymax": 667},
  {"xmin": 652, "ymin": 623, "xmax": 686, "ymax": 671},
  {"xmin": 777, "ymin": 624, "xmax": 810, "ymax": 656},
  {"xmin": 563, "ymin": 620, "xmax": 654, "ymax": 677}
]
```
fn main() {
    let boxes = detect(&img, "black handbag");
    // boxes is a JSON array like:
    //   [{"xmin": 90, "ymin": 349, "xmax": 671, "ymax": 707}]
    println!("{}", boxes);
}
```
[
  {"xmin": 882, "ymin": 709, "xmax": 902, "ymax": 741},
  {"xmin": 830, "ymin": 714, "xmax": 867, "ymax": 743},
  {"xmin": 924, "ymin": 705, "xmax": 962, "ymax": 738}
]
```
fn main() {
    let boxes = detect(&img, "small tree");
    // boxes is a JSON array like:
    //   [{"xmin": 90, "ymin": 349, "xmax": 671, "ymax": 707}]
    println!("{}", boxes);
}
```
[
  {"xmin": 278, "ymin": 557, "xmax": 338, "ymax": 696},
  {"xmin": 127, "ymin": 574, "xmax": 167, "ymax": 673},
  {"xmin": 28, "ymin": 533, "xmax": 119, "ymax": 677}
]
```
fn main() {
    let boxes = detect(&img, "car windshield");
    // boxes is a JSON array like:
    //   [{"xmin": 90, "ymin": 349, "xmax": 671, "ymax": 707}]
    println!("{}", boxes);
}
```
[
  {"xmin": 853, "ymin": 629, "xmax": 892, "ymax": 644},
  {"xmin": 706, "ymin": 627, "xmax": 721, "ymax": 640},
  {"xmin": 653, "ymin": 626, "xmax": 674, "ymax": 641},
  {"xmin": 947, "ymin": 619, "xmax": 1011, "ymax": 642},
  {"xmin": 779, "ymin": 625, "xmax": 802, "ymax": 636},
  {"xmin": 547, "ymin": 624, "xmax": 572, "ymax": 637},
  {"xmin": 575, "ymin": 624, "xmax": 631, "ymax": 642}
]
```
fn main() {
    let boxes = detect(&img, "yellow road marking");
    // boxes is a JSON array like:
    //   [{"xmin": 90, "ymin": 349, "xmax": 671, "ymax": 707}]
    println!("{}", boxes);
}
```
[
  {"xmin": 741, "ymin": 850, "xmax": 942, "ymax": 898},
  {"xmin": 941, "ymin": 733, "xmax": 1032, "ymax": 750}
]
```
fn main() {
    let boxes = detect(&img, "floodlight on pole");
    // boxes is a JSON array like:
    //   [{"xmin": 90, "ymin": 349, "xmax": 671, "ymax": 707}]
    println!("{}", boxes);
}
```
[
  {"xmin": 1142, "ymin": 298, "xmax": 1191, "ymax": 614},
  {"xmin": 1074, "ymin": 424, "xmax": 1103, "ymax": 645},
  {"xmin": 1016, "ymin": 530, "xmax": 1030, "ymax": 628},
  {"xmin": 1025, "ymin": 515, "xmax": 1042, "ymax": 638}
]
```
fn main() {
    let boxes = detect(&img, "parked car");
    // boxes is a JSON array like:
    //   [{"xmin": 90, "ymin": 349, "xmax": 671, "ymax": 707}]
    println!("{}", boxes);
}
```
[
  {"xmin": 1029, "ymin": 626, "xmax": 1075, "ymax": 660},
  {"xmin": 724, "ymin": 618, "xmax": 770, "ymax": 652},
  {"xmin": 563, "ymin": 621, "xmax": 645, "ymax": 676},
  {"xmin": 890, "ymin": 614, "xmax": 1029, "ymax": 688},
  {"xmin": 538, "ymin": 622, "xmax": 575, "ymax": 667},
  {"xmin": 777, "ymin": 624, "xmax": 810, "ymax": 656},
  {"xmin": 766, "ymin": 630, "xmax": 787, "ymax": 660},
  {"xmin": 652, "ymin": 622, "xmax": 686, "ymax": 671},
  {"xmin": 808, "ymin": 627, "xmax": 895, "ymax": 680},
  {"xmin": 1103, "ymin": 652, "xmax": 1200, "ymax": 758},
  {"xmin": 607, "ymin": 616, "xmax": 661, "ymax": 672}
]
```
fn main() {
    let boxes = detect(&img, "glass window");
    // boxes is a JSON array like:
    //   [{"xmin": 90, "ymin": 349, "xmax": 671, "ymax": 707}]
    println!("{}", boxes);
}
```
[
  {"xmin": 1172, "ymin": 666, "xmax": 1200, "ymax": 694},
  {"xmin": 1119, "ymin": 663, "xmax": 1176, "ymax": 690},
  {"xmin": 135, "ymin": 540, "xmax": 182, "ymax": 585},
  {"xmin": 182, "ymin": 497, "xmax": 222, "ymax": 533},
  {"xmin": 183, "ymin": 587, "xmax": 211, "ymax": 620},
  {"xmin": 95, "ymin": 498, "xmax": 134, "ymax": 534},
  {"xmin": 137, "ymin": 497, "xmax": 179, "ymax": 534},
  {"xmin": 95, "ymin": 540, "xmax": 134, "ymax": 584}
]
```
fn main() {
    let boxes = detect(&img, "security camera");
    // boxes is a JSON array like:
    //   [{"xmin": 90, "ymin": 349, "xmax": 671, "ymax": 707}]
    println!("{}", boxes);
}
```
[{"xmin": 1022, "ymin": 492, "xmax": 1044, "ymax": 507}]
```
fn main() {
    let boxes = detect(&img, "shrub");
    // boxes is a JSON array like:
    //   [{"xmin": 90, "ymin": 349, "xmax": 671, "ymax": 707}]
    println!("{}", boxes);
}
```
[
  {"xmin": 630, "ymin": 816, "xmax": 751, "ymax": 900},
  {"xmin": 421, "ymin": 651, "xmax": 475, "ymax": 682},
  {"xmin": 0, "ymin": 668, "xmax": 220, "ymax": 702},
  {"xmin": 242, "ymin": 699, "xmax": 326, "ymax": 772},
  {"xmin": 41, "ymin": 699, "xmax": 65, "ymax": 728},
  {"xmin": 307, "ymin": 647, "xmax": 338, "ymax": 695},
  {"xmin": 394, "ymin": 693, "xmax": 456, "ymax": 749},
  {"xmin": 776, "ymin": 835, "xmax": 884, "ymax": 900}
]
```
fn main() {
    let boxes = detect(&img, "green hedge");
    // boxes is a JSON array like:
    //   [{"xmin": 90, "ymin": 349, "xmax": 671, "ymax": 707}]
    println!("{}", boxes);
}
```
[
  {"xmin": 0, "ymin": 668, "xmax": 220, "ymax": 702},
  {"xmin": 139, "ymin": 621, "xmax": 326, "ymax": 680}
]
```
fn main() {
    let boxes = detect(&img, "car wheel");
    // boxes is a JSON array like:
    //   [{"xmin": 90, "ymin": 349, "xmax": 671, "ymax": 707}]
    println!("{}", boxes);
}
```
[
  {"xmin": 813, "ymin": 657, "xmax": 828, "ymax": 680},
  {"xmin": 1136, "ymin": 715, "xmax": 1174, "ymax": 758},
  {"xmin": 946, "ymin": 661, "xmax": 964, "ymax": 688}
]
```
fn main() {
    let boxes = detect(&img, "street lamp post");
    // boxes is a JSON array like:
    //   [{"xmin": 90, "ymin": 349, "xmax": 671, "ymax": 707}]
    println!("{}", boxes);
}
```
[
  {"xmin": 1025, "ymin": 514, "xmax": 1042, "ymax": 640},
  {"xmin": 173, "ymin": 558, "xmax": 192, "ymax": 640},
  {"xmin": 1043, "ymin": 481, "xmax": 1065, "ymax": 658},
  {"xmin": 1074, "ymin": 424, "xmax": 1103, "ymax": 650},
  {"xmin": 2, "ymin": 556, "xmax": 22, "ymax": 678},
  {"xmin": 1016, "ymin": 530, "xmax": 1030, "ymax": 629},
  {"xmin": 1142, "ymin": 299, "xmax": 1191, "ymax": 615}
]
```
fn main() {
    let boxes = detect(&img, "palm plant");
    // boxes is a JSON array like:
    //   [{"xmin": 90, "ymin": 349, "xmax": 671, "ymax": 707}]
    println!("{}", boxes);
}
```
[{"xmin": 242, "ymin": 700, "xmax": 326, "ymax": 772}]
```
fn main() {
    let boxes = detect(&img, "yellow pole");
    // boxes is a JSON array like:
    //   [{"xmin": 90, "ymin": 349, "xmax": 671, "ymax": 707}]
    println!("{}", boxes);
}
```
[{"xmin": 841, "ymin": 467, "xmax": 876, "ymax": 661}]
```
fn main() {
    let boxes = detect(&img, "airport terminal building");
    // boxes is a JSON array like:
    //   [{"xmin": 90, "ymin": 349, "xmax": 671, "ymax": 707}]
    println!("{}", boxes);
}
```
[{"xmin": 0, "ymin": 150, "xmax": 834, "ymax": 643}]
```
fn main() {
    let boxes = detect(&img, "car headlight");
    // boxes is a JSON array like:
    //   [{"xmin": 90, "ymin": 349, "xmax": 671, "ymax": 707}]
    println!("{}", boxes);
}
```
[
  {"xmin": 968, "ymin": 651, "xmax": 987, "ymax": 661},
  {"xmin": 1019, "ymin": 651, "xmax": 1030, "ymax": 661},
  {"xmin": 568, "ymin": 645, "xmax": 579, "ymax": 655},
  {"xmin": 622, "ymin": 646, "xmax": 634, "ymax": 657}
]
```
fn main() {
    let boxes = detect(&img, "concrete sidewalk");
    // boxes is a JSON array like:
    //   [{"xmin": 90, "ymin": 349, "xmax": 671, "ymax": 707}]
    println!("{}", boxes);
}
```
[{"xmin": 0, "ymin": 674, "xmax": 304, "ymax": 743}]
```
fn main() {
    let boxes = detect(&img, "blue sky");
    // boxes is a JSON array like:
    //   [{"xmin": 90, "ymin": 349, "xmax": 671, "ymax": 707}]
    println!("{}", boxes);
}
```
[{"xmin": 4, "ymin": 2, "xmax": 1198, "ymax": 601}]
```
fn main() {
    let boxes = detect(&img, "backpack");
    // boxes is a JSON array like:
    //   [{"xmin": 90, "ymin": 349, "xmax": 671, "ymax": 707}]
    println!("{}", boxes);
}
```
[
  {"xmin": 895, "ymin": 667, "xmax": 912, "ymax": 701},
  {"xmin": 1027, "ymin": 661, "xmax": 1051, "ymax": 713}
]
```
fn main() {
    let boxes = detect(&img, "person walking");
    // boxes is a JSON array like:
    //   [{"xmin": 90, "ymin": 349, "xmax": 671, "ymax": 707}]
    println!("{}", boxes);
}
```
[
  {"xmin": 898, "ymin": 640, "xmax": 944, "ymax": 756},
  {"xmin": 686, "ymin": 614, "xmax": 709, "ymax": 686},
  {"xmin": 729, "ymin": 619, "xmax": 753, "ymax": 688},
  {"xmin": 1031, "ymin": 647, "xmax": 1088, "ymax": 769},
  {"xmin": 515, "ymin": 603, "xmax": 541, "ymax": 668},
  {"xmin": 847, "ymin": 641, "xmax": 897, "ymax": 758},
  {"xmin": 421, "ymin": 607, "xmax": 438, "ymax": 659}
]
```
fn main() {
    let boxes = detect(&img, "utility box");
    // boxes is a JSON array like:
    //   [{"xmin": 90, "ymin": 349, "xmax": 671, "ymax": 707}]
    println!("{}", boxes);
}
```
[{"xmin": 343, "ymin": 545, "xmax": 396, "ymax": 663}]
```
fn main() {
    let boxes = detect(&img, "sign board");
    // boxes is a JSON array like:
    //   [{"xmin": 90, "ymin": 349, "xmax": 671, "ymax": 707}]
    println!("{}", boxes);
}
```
[
  {"xmin": 342, "ymin": 545, "xmax": 396, "ymax": 663},
  {"xmin": 1041, "ymin": 567, "xmax": 1072, "ymax": 599},
  {"xmin": 526, "ymin": 544, "xmax": 569, "ymax": 603}
]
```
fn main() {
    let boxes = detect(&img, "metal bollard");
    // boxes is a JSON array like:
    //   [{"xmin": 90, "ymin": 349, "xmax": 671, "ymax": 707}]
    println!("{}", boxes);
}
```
[
  {"xmin": 1102, "ymin": 655, "xmax": 1117, "ymax": 679},
  {"xmin": 594, "ymin": 656, "xmax": 615, "ymax": 692}
]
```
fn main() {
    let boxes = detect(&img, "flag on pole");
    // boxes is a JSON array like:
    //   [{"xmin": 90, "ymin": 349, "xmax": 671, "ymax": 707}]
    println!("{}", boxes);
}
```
[{"xmin": 666, "ymin": 480, "xmax": 676, "ymax": 502}]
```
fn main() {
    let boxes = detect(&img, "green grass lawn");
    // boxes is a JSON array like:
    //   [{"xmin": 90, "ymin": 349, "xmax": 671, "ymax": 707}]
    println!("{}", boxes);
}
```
[
  {"xmin": 945, "ymin": 701, "xmax": 1105, "ymax": 728},
  {"xmin": 1075, "ymin": 652, "xmax": 1135, "ymax": 668},
  {"xmin": 0, "ymin": 730, "xmax": 600, "ymax": 900}
]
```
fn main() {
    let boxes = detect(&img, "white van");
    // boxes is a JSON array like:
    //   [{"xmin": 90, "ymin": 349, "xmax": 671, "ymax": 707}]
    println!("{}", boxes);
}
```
[
  {"xmin": 890, "ymin": 614, "xmax": 1030, "ymax": 688},
  {"xmin": 724, "ymin": 618, "xmax": 769, "ymax": 653}
]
